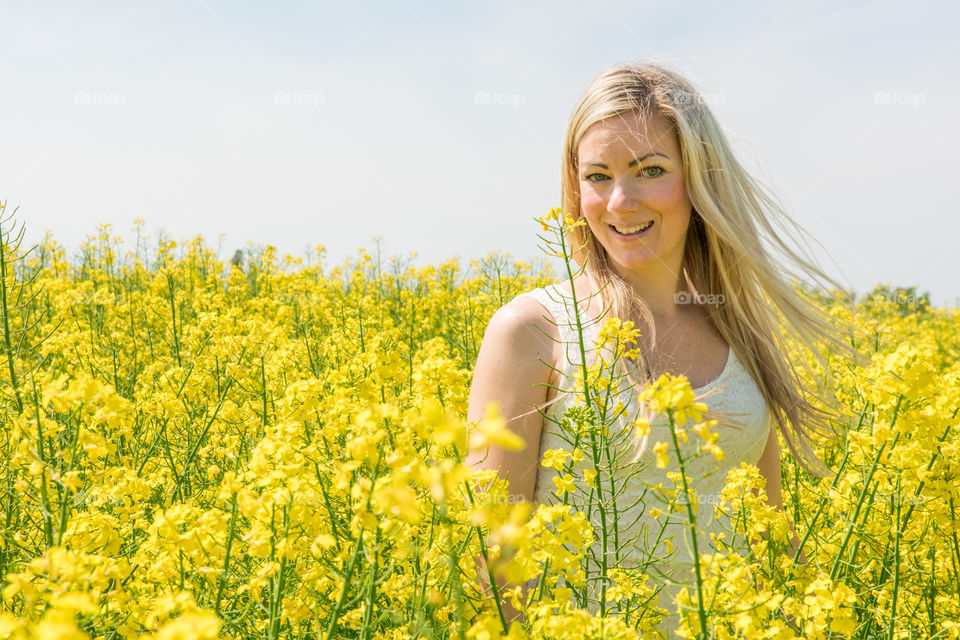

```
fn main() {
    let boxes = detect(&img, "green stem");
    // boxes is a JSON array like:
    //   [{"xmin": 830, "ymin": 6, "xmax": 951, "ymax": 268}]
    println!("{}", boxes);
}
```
[
  {"xmin": 0, "ymin": 220, "xmax": 23, "ymax": 413},
  {"xmin": 173, "ymin": 378, "xmax": 233, "ymax": 500},
  {"xmin": 461, "ymin": 482, "xmax": 508, "ymax": 630},
  {"xmin": 792, "ymin": 400, "xmax": 866, "ymax": 562},
  {"xmin": 30, "ymin": 381, "xmax": 54, "ymax": 547},
  {"xmin": 886, "ymin": 475, "xmax": 901, "ymax": 640},
  {"xmin": 666, "ymin": 408, "xmax": 708, "ymax": 638},
  {"xmin": 214, "ymin": 493, "xmax": 239, "ymax": 615},
  {"xmin": 830, "ymin": 395, "xmax": 904, "ymax": 581},
  {"xmin": 359, "ymin": 525, "xmax": 382, "ymax": 640}
]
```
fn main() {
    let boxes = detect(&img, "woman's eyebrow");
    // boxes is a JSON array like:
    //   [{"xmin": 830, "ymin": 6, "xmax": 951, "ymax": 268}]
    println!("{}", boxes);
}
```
[{"xmin": 582, "ymin": 151, "xmax": 670, "ymax": 169}]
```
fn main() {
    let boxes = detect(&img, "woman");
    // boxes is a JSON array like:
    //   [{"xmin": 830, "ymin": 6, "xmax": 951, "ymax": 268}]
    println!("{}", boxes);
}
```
[{"xmin": 466, "ymin": 62, "xmax": 864, "ymax": 636}]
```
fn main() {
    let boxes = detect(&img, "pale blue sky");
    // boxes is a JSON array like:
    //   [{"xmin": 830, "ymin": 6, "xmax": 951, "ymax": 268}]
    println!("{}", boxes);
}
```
[{"xmin": 3, "ymin": 1, "xmax": 958, "ymax": 305}]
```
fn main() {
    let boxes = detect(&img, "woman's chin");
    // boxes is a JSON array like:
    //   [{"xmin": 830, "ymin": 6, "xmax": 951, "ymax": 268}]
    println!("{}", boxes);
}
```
[{"xmin": 610, "ymin": 254, "xmax": 658, "ymax": 272}]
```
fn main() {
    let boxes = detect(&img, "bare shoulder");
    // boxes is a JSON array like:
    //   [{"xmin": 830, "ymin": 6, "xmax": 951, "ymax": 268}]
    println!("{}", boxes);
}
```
[
  {"xmin": 481, "ymin": 294, "xmax": 561, "ymax": 367},
  {"xmin": 491, "ymin": 294, "xmax": 560, "ymax": 333}
]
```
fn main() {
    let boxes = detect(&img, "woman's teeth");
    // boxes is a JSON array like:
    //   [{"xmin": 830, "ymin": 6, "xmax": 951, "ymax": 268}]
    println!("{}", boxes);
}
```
[{"xmin": 612, "ymin": 221, "xmax": 653, "ymax": 235}]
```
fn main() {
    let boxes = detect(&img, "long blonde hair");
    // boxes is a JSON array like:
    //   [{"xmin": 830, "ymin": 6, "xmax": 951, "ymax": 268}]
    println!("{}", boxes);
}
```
[{"xmin": 557, "ymin": 62, "xmax": 868, "ymax": 478}]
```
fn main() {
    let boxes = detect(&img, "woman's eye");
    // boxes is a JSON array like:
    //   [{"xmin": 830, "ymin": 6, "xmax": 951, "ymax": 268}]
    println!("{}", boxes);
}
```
[{"xmin": 582, "ymin": 168, "xmax": 664, "ymax": 182}]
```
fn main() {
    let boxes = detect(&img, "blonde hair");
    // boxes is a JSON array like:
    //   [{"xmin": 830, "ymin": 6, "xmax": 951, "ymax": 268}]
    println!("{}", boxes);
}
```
[{"xmin": 555, "ymin": 62, "xmax": 868, "ymax": 479}]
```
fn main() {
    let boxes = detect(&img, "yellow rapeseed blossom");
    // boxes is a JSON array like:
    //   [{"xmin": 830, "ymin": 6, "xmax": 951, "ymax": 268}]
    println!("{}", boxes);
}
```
[
  {"xmin": 693, "ymin": 419, "xmax": 724, "ymax": 461},
  {"xmin": 541, "ymin": 448, "xmax": 570, "ymax": 471},
  {"xmin": 152, "ymin": 611, "xmax": 222, "ymax": 640},
  {"xmin": 653, "ymin": 441, "xmax": 670, "ymax": 469},
  {"xmin": 638, "ymin": 373, "xmax": 709, "ymax": 427},
  {"xmin": 583, "ymin": 468, "xmax": 597, "ymax": 488},
  {"xmin": 552, "ymin": 473, "xmax": 575, "ymax": 495},
  {"xmin": 469, "ymin": 401, "xmax": 525, "ymax": 451}
]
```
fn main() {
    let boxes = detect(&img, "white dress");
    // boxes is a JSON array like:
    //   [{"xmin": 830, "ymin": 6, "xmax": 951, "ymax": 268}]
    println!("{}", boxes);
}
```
[{"xmin": 513, "ymin": 284, "xmax": 772, "ymax": 639}]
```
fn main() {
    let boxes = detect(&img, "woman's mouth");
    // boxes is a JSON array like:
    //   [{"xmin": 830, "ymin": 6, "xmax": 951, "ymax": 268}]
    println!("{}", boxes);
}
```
[{"xmin": 610, "ymin": 221, "xmax": 654, "ymax": 238}]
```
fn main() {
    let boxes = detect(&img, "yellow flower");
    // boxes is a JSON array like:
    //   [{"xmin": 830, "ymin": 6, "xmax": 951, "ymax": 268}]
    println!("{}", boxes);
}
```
[
  {"xmin": 49, "ymin": 591, "xmax": 98, "ymax": 614},
  {"xmin": 583, "ymin": 469, "xmax": 597, "ymax": 488},
  {"xmin": 693, "ymin": 419, "xmax": 725, "ymax": 461},
  {"xmin": 653, "ymin": 441, "xmax": 669, "ymax": 469},
  {"xmin": 0, "ymin": 614, "xmax": 25, "ymax": 636},
  {"xmin": 541, "ymin": 448, "xmax": 569, "ymax": 471},
  {"xmin": 554, "ymin": 585, "xmax": 573, "ymax": 603},
  {"xmin": 310, "ymin": 534, "xmax": 337, "ymax": 555},
  {"xmin": 32, "ymin": 613, "xmax": 90, "ymax": 640},
  {"xmin": 373, "ymin": 482, "xmax": 421, "ymax": 525},
  {"xmin": 638, "ymin": 374, "xmax": 709, "ymax": 426},
  {"xmin": 535, "ymin": 207, "xmax": 563, "ymax": 231},
  {"xmin": 830, "ymin": 614, "xmax": 857, "ymax": 635},
  {"xmin": 467, "ymin": 612, "xmax": 505, "ymax": 640},
  {"xmin": 422, "ymin": 397, "xmax": 466, "ymax": 451},
  {"xmin": 703, "ymin": 443, "xmax": 725, "ymax": 461},
  {"xmin": 552, "ymin": 473, "xmax": 575, "ymax": 495},
  {"xmin": 154, "ymin": 611, "xmax": 222, "ymax": 640},
  {"xmin": 469, "ymin": 401, "xmax": 525, "ymax": 451},
  {"xmin": 634, "ymin": 417, "xmax": 651, "ymax": 437},
  {"xmin": 562, "ymin": 214, "xmax": 587, "ymax": 231}
]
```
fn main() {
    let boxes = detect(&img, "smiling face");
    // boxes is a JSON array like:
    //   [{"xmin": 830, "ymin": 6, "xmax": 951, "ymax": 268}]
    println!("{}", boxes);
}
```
[{"xmin": 577, "ymin": 110, "xmax": 693, "ymax": 282}]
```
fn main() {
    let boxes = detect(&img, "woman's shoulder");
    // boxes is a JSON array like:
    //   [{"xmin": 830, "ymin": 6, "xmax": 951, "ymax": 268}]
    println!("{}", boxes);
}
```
[
  {"xmin": 508, "ymin": 282, "xmax": 560, "ymax": 314},
  {"xmin": 489, "ymin": 287, "xmax": 562, "ymax": 344},
  {"xmin": 476, "ymin": 291, "xmax": 563, "ymax": 387}
]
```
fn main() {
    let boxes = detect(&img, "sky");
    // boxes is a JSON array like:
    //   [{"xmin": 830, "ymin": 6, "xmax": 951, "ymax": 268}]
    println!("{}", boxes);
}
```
[{"xmin": 3, "ymin": 0, "xmax": 958, "ymax": 306}]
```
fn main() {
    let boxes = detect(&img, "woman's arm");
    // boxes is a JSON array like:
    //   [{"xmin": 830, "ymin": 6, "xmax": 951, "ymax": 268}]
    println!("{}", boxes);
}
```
[
  {"xmin": 466, "ymin": 296, "xmax": 560, "ymax": 624},
  {"xmin": 754, "ymin": 419, "xmax": 805, "ymax": 633},
  {"xmin": 754, "ymin": 420, "xmax": 807, "ymax": 564}
]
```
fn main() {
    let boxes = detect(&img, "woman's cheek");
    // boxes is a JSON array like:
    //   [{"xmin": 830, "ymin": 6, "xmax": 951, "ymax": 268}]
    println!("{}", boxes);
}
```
[
  {"xmin": 579, "ymin": 191, "xmax": 604, "ymax": 216},
  {"xmin": 661, "ymin": 175, "xmax": 690, "ymax": 204}
]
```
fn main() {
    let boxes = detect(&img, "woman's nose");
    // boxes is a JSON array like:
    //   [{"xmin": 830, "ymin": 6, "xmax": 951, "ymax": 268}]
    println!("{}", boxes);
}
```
[{"xmin": 608, "ymin": 178, "xmax": 639, "ymax": 211}]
